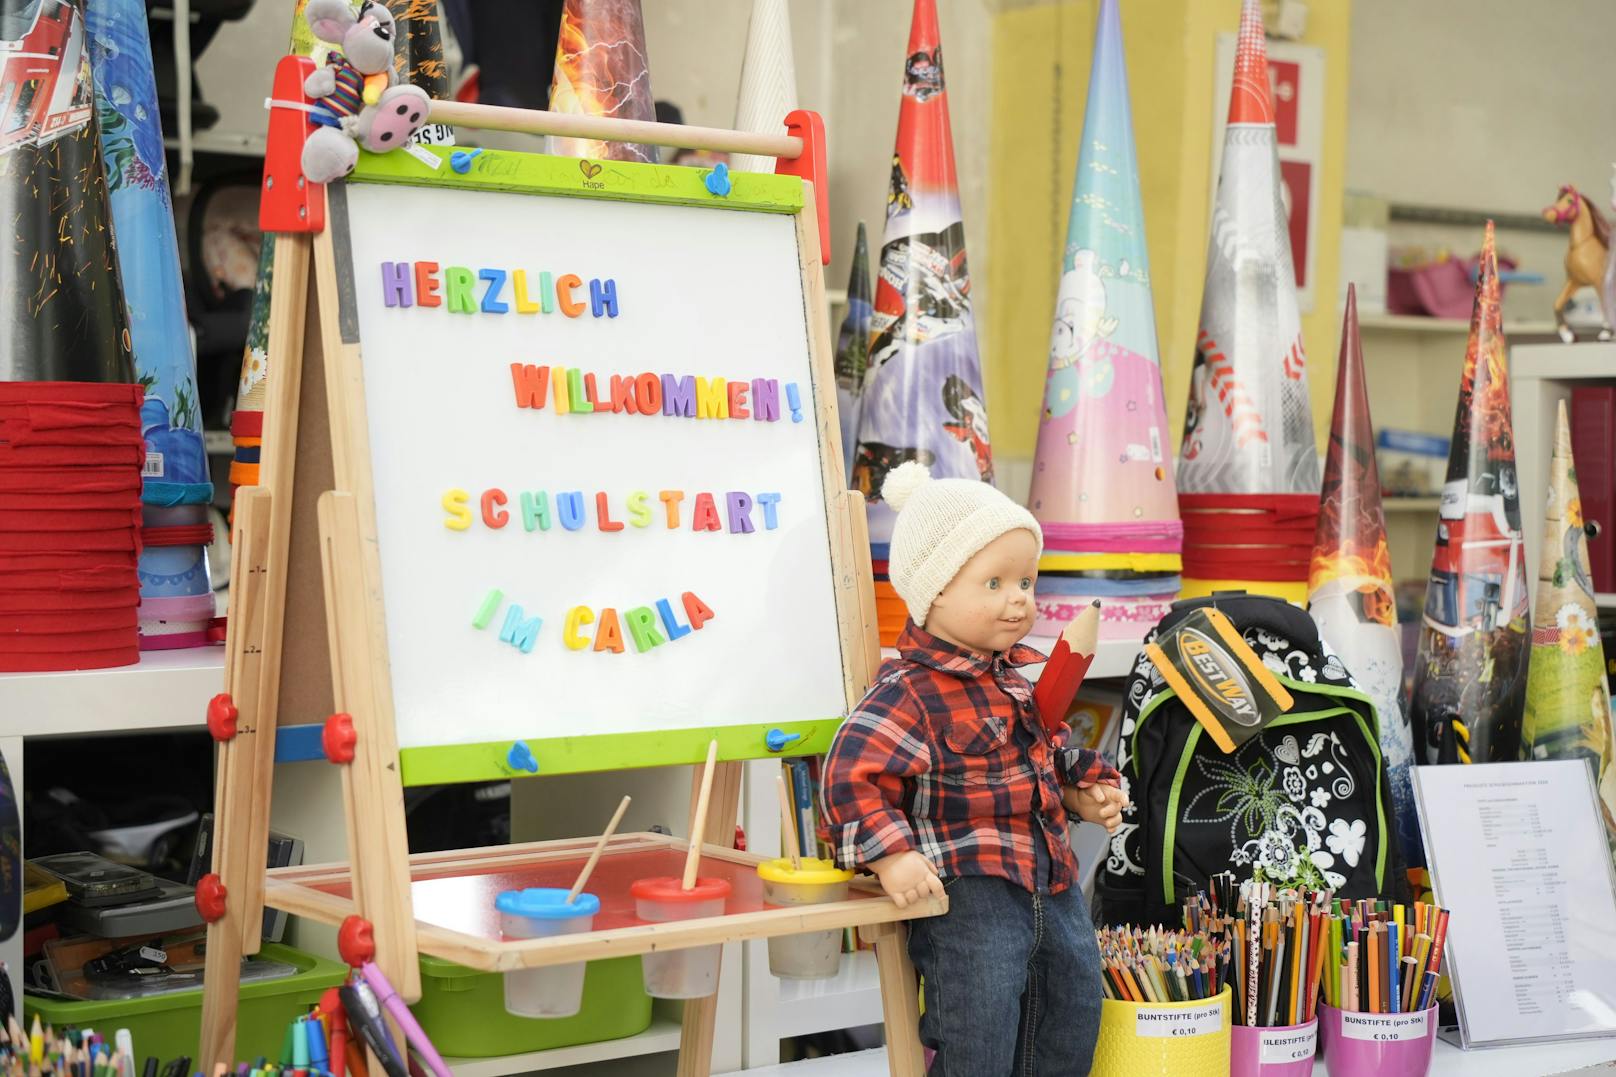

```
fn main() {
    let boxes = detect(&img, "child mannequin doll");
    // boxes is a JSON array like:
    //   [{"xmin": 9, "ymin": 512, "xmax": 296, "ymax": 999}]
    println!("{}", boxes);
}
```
[{"xmin": 823, "ymin": 462, "xmax": 1127, "ymax": 1076}]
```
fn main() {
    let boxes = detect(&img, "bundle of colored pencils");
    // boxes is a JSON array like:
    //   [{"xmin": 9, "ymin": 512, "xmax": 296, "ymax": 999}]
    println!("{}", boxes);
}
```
[
  {"xmin": 1322, "ymin": 898, "xmax": 1449, "ymax": 1015},
  {"xmin": 1094, "ymin": 925, "xmax": 1231, "ymax": 1003},
  {"xmin": 1186, "ymin": 874, "xmax": 1333, "ymax": 1028},
  {"xmin": 0, "ymin": 1016, "xmax": 142, "ymax": 1077}
]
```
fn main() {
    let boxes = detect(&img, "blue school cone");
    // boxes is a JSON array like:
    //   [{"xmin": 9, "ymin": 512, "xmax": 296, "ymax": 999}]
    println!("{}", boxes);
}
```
[
  {"xmin": 834, "ymin": 222, "xmax": 873, "ymax": 486},
  {"xmin": 1026, "ymin": 0, "xmax": 1181, "ymax": 648}
]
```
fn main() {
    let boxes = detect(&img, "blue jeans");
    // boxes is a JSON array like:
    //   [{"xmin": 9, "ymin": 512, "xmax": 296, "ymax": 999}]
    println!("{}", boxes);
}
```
[{"xmin": 907, "ymin": 876, "xmax": 1104, "ymax": 1076}]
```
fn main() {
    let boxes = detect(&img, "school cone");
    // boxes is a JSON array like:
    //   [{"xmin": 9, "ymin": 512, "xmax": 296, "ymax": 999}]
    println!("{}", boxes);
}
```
[
  {"xmin": 835, "ymin": 222, "xmax": 873, "ymax": 486},
  {"xmin": 547, "ymin": 0, "xmax": 657, "ymax": 164},
  {"xmin": 854, "ymin": 0, "xmax": 992, "ymax": 643},
  {"xmin": 1522, "ymin": 401, "xmax": 1616, "ymax": 851},
  {"xmin": 1177, "ymin": 0, "xmax": 1319, "ymax": 602},
  {"xmin": 0, "ymin": 0, "xmax": 134, "ymax": 383},
  {"xmin": 731, "ymin": 0, "xmax": 797, "ymax": 174},
  {"xmin": 1026, "ymin": 0, "xmax": 1181, "ymax": 647},
  {"xmin": 1309, "ymin": 285, "xmax": 1421, "ymax": 866},
  {"xmin": 1408, "ymin": 222, "xmax": 1531, "ymax": 765}
]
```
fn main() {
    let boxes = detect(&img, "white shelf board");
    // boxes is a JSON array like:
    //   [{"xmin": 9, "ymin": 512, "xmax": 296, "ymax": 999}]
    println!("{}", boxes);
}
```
[
  {"xmin": 879, "ymin": 635, "xmax": 1137, "ymax": 680},
  {"xmin": 0, "ymin": 645, "xmax": 224, "ymax": 738},
  {"xmin": 1360, "ymin": 312, "xmax": 1558, "ymax": 336},
  {"xmin": 724, "ymin": 1036, "xmax": 1616, "ymax": 1076},
  {"xmin": 1598, "ymin": 593, "xmax": 1616, "ymax": 610},
  {"xmin": 770, "ymin": 949, "xmax": 882, "ymax": 1038},
  {"xmin": 1512, "ymin": 341, "xmax": 1616, "ymax": 381},
  {"xmin": 442, "ymin": 1013, "xmax": 684, "ymax": 1075},
  {"xmin": 1383, "ymin": 497, "xmax": 1442, "ymax": 513}
]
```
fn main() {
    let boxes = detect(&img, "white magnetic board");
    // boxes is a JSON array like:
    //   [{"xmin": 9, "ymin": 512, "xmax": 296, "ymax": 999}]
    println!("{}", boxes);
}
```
[{"xmin": 334, "ymin": 176, "xmax": 847, "ymax": 757}]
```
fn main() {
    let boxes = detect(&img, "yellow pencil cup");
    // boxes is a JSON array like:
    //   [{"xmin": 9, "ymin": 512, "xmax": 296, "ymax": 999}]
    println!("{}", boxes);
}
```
[{"xmin": 1091, "ymin": 986, "xmax": 1232, "ymax": 1077}]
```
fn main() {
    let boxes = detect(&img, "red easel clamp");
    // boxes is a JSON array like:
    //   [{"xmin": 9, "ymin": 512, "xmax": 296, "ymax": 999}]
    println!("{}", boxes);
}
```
[
  {"xmin": 338, "ymin": 915, "xmax": 377, "ymax": 968},
  {"xmin": 775, "ymin": 110, "xmax": 829, "ymax": 265},
  {"xmin": 323, "ymin": 712, "xmax": 358, "ymax": 764},
  {"xmin": 206, "ymin": 693, "xmax": 238, "ymax": 742},
  {"xmin": 196, "ymin": 874, "xmax": 228, "ymax": 923},
  {"xmin": 261, "ymin": 54, "xmax": 325, "ymax": 234}
]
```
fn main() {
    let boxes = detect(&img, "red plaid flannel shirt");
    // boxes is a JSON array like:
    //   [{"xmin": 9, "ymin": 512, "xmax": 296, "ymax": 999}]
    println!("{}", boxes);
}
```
[{"xmin": 821, "ymin": 621, "xmax": 1121, "ymax": 894}]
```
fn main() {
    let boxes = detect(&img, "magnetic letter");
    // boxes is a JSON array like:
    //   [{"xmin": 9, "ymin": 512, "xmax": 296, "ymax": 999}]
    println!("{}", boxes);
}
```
[
  {"xmin": 472, "ymin": 589, "xmax": 503, "ymax": 629},
  {"xmin": 556, "ymin": 491, "xmax": 586, "ymax": 531},
  {"xmin": 752, "ymin": 378, "xmax": 780, "ymax": 422},
  {"xmin": 656, "ymin": 597, "xmax": 691, "ymax": 641},
  {"xmin": 610, "ymin": 375, "xmax": 639, "ymax": 415},
  {"xmin": 658, "ymin": 490, "xmax": 685, "ymax": 529},
  {"xmin": 725, "ymin": 491, "xmax": 755, "ymax": 534},
  {"xmin": 682, "ymin": 592, "xmax": 716, "ymax": 631},
  {"xmin": 556, "ymin": 273, "xmax": 586, "ymax": 317},
  {"xmin": 594, "ymin": 608, "xmax": 625, "ymax": 653},
  {"xmin": 480, "ymin": 488, "xmax": 509, "ymax": 529},
  {"xmin": 414, "ymin": 261, "xmax": 441, "ymax": 307},
  {"xmin": 661, "ymin": 375, "xmax": 696, "ymax": 418},
  {"xmin": 626, "ymin": 490, "xmax": 652, "ymax": 528},
  {"xmin": 695, "ymin": 377, "xmax": 729, "ymax": 420},
  {"xmin": 691, "ymin": 493, "xmax": 722, "ymax": 532},
  {"xmin": 442, "ymin": 489, "xmax": 471, "ymax": 531},
  {"xmin": 635, "ymin": 372, "xmax": 662, "ymax": 413},
  {"xmin": 511, "ymin": 269, "xmax": 541, "ymax": 313},
  {"xmin": 520, "ymin": 491, "xmax": 551, "ymax": 532},
  {"xmin": 538, "ymin": 271, "xmax": 556, "ymax": 313},
  {"xmin": 624, "ymin": 607, "xmax": 667, "ymax": 653},
  {"xmin": 552, "ymin": 366, "xmax": 571, "ymax": 415},
  {"xmin": 563, "ymin": 606, "xmax": 594, "ymax": 650},
  {"xmin": 566, "ymin": 368, "xmax": 594, "ymax": 413},
  {"xmin": 510, "ymin": 364, "xmax": 550, "ymax": 409},
  {"xmin": 756, "ymin": 492, "xmax": 782, "ymax": 530},
  {"xmin": 444, "ymin": 266, "xmax": 476, "ymax": 313},
  {"xmin": 380, "ymin": 261, "xmax": 411, "ymax": 307},
  {"xmin": 479, "ymin": 268, "xmax": 509, "ymax": 313},
  {"xmin": 727, "ymin": 380, "xmax": 750, "ymax": 419},
  {"xmin": 596, "ymin": 492, "xmax": 624, "ymax": 532},
  {"xmin": 499, "ymin": 606, "xmax": 542, "ymax": 653},
  {"xmin": 589, "ymin": 278, "xmax": 619, "ymax": 318}
]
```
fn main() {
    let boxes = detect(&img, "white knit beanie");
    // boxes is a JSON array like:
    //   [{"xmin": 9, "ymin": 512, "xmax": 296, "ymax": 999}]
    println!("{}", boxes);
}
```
[{"xmin": 883, "ymin": 461, "xmax": 1044, "ymax": 628}]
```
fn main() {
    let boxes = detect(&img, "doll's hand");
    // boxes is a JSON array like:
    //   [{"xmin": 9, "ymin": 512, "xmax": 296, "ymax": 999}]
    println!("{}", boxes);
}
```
[
  {"xmin": 869, "ymin": 850, "xmax": 944, "ymax": 909},
  {"xmin": 1064, "ymin": 783, "xmax": 1128, "ymax": 833}
]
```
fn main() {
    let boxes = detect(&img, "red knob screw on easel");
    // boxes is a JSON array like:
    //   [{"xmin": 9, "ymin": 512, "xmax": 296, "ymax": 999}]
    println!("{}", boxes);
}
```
[
  {"xmin": 323, "ymin": 712, "xmax": 358, "ymax": 764},
  {"xmin": 338, "ymin": 915, "xmax": 377, "ymax": 967},
  {"xmin": 195, "ymin": 874, "xmax": 228, "ymax": 922},
  {"xmin": 206, "ymin": 693, "xmax": 238, "ymax": 741}
]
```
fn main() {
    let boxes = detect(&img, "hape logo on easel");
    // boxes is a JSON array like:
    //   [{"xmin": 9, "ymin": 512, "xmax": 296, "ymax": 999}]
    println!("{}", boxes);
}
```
[{"xmin": 376, "ymin": 258, "xmax": 807, "ymax": 660}]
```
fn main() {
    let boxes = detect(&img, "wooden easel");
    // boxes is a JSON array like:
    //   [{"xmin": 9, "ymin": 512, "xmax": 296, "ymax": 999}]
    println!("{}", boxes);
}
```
[{"xmin": 197, "ymin": 64, "xmax": 934, "ymax": 1077}]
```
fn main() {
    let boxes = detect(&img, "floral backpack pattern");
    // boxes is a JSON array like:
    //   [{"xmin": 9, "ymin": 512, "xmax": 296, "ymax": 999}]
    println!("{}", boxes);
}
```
[{"xmin": 1095, "ymin": 592, "xmax": 1404, "ymax": 925}]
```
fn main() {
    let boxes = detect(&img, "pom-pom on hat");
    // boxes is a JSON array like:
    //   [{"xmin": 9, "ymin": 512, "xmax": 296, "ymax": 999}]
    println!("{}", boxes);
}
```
[{"xmin": 883, "ymin": 461, "xmax": 1044, "ymax": 627}]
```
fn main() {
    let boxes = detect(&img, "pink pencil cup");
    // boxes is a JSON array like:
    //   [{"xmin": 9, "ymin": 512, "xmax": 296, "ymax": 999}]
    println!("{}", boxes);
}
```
[
  {"xmin": 1318, "ymin": 1003, "xmax": 1437, "ymax": 1077},
  {"xmin": 1230, "ymin": 1019, "xmax": 1317, "ymax": 1077}
]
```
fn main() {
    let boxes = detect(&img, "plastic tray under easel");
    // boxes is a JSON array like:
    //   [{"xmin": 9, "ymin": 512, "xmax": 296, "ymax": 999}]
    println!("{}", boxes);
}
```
[{"xmin": 264, "ymin": 832, "xmax": 939, "ymax": 973}]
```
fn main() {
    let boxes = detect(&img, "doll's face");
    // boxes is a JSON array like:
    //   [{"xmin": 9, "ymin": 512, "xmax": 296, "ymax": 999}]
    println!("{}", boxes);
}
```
[{"xmin": 924, "ymin": 528, "xmax": 1039, "ymax": 657}]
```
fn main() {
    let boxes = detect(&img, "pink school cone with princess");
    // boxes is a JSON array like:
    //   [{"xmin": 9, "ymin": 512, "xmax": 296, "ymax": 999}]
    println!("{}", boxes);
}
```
[
  {"xmin": 1177, "ymin": 0, "xmax": 1320, "ymax": 601},
  {"xmin": 1027, "ymin": 0, "xmax": 1181, "ymax": 645}
]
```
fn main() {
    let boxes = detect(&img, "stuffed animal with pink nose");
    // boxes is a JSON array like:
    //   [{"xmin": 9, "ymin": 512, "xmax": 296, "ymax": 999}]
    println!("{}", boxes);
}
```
[{"xmin": 300, "ymin": 0, "xmax": 431, "ymax": 183}]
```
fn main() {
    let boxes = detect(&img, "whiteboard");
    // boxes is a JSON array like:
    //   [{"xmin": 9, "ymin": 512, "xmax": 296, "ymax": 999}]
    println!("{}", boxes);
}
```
[{"xmin": 337, "ymin": 179, "xmax": 847, "ymax": 753}]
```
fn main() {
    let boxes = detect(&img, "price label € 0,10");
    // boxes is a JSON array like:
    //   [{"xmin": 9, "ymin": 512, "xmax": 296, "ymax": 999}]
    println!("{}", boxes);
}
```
[
  {"xmin": 1259, "ymin": 1025, "xmax": 1318, "ymax": 1062},
  {"xmin": 1134, "ymin": 1001, "xmax": 1225, "ymax": 1038},
  {"xmin": 1342, "ymin": 1010, "xmax": 1431, "ymax": 1043}
]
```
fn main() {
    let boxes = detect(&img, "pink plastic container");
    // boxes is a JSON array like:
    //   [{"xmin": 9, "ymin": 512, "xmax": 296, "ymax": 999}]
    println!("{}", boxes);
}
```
[
  {"xmin": 1230, "ymin": 1019, "xmax": 1317, "ymax": 1076},
  {"xmin": 1318, "ymin": 1003, "xmax": 1437, "ymax": 1076}
]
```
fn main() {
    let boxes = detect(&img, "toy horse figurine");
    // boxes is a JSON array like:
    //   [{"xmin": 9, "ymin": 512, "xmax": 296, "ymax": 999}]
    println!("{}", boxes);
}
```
[{"xmin": 1544, "ymin": 183, "xmax": 1614, "ymax": 342}]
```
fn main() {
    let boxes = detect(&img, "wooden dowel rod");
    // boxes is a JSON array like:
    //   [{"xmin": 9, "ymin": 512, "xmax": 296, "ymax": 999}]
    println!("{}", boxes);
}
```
[
  {"xmin": 567, "ymin": 795, "xmax": 631, "ymax": 904},
  {"xmin": 428, "ymin": 100, "xmax": 802, "ymax": 159},
  {"xmin": 776, "ymin": 774, "xmax": 802, "ymax": 872},
  {"xmin": 682, "ymin": 740, "xmax": 720, "ymax": 890}
]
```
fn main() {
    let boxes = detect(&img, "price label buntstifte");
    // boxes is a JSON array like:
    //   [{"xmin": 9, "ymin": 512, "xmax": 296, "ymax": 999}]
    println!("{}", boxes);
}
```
[
  {"xmin": 1259, "ymin": 1025, "xmax": 1318, "ymax": 1062},
  {"xmin": 1133, "ymin": 1001, "xmax": 1225, "ymax": 1038},
  {"xmin": 1341, "ymin": 1010, "xmax": 1431, "ymax": 1043}
]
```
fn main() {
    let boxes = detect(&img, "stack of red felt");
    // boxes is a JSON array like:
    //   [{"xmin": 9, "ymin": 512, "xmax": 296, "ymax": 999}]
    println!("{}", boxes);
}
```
[{"xmin": 0, "ymin": 383, "xmax": 145, "ymax": 672}]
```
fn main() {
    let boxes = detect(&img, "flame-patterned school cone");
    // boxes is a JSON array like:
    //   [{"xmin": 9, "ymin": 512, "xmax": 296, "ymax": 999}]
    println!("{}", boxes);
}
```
[
  {"xmin": 1407, "ymin": 222, "xmax": 1530, "ymax": 766},
  {"xmin": 547, "ymin": 0, "xmax": 656, "ymax": 164},
  {"xmin": 835, "ymin": 222, "xmax": 873, "ymax": 487},
  {"xmin": 731, "ymin": 0, "xmax": 797, "ymax": 174},
  {"xmin": 1308, "ymin": 285, "xmax": 1420, "ymax": 868},
  {"xmin": 0, "ymin": 0, "xmax": 133, "ymax": 384},
  {"xmin": 1027, "ymin": 0, "xmax": 1181, "ymax": 647},
  {"xmin": 1522, "ymin": 400, "xmax": 1616, "ymax": 855},
  {"xmin": 1177, "ymin": 0, "xmax": 1319, "ymax": 603},
  {"xmin": 853, "ymin": 0, "xmax": 993, "ymax": 643}
]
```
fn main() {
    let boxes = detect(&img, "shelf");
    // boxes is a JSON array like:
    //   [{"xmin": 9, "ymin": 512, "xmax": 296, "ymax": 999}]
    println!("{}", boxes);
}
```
[
  {"xmin": 1512, "ymin": 341, "xmax": 1616, "ymax": 381},
  {"xmin": 162, "ymin": 130, "xmax": 266, "ymax": 158},
  {"xmin": 770, "ymin": 949, "xmax": 882, "ymax": 1038},
  {"xmin": 1383, "ymin": 497, "xmax": 1441, "ymax": 512},
  {"xmin": 1598, "ymin": 593, "xmax": 1616, "ymax": 610},
  {"xmin": 725, "ymin": 1036, "xmax": 1616, "ymax": 1076},
  {"xmin": 1359, "ymin": 313, "xmax": 1558, "ymax": 335},
  {"xmin": 442, "ymin": 1012, "xmax": 685, "ymax": 1075},
  {"xmin": 0, "ymin": 646, "xmax": 223, "ymax": 738}
]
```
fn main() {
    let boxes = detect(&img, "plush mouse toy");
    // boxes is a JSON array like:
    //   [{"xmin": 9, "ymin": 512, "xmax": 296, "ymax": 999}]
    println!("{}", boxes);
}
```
[{"xmin": 300, "ymin": 0, "xmax": 431, "ymax": 183}]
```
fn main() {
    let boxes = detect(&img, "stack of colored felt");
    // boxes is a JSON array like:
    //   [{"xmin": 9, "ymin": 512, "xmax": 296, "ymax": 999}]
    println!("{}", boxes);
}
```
[
  {"xmin": 1194, "ymin": 875, "xmax": 1332, "ymax": 1027},
  {"xmin": 1322, "ymin": 897, "xmax": 1449, "ymax": 1016},
  {"xmin": 1095, "ymin": 924, "xmax": 1231, "ymax": 1003},
  {"xmin": 0, "ymin": 384, "xmax": 144, "ymax": 672}
]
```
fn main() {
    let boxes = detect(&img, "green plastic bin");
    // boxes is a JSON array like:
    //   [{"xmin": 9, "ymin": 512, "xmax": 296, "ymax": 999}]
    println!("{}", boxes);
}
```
[
  {"xmin": 26, "ymin": 943, "xmax": 346, "ymax": 1059},
  {"xmin": 411, "ymin": 953, "xmax": 652, "ymax": 1057}
]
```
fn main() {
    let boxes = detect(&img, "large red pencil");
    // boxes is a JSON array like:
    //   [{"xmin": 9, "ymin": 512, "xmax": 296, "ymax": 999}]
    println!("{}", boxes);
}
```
[
  {"xmin": 1036, "ymin": 604, "xmax": 1099, "ymax": 732},
  {"xmin": 1424, "ymin": 909, "xmax": 1450, "ymax": 991}
]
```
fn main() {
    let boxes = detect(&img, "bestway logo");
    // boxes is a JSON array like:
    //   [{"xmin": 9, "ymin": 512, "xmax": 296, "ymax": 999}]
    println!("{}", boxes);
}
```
[{"xmin": 1179, "ymin": 628, "xmax": 1260, "ymax": 727}]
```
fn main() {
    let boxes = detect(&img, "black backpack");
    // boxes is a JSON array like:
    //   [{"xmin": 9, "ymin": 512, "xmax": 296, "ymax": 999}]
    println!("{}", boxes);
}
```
[{"xmin": 1095, "ymin": 592, "xmax": 1406, "ymax": 925}]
